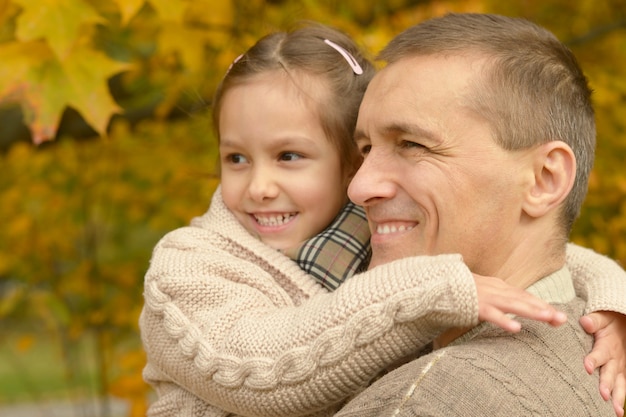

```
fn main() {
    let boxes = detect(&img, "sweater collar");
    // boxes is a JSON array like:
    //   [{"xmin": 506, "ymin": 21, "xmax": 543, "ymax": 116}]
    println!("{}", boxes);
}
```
[{"xmin": 525, "ymin": 266, "xmax": 576, "ymax": 304}]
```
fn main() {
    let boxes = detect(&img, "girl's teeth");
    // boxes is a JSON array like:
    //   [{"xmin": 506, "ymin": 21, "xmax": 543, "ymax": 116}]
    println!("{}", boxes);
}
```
[{"xmin": 255, "ymin": 213, "xmax": 295, "ymax": 226}]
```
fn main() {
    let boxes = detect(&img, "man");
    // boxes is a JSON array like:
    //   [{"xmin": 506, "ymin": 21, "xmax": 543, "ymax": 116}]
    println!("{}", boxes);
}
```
[{"xmin": 337, "ymin": 13, "xmax": 624, "ymax": 416}]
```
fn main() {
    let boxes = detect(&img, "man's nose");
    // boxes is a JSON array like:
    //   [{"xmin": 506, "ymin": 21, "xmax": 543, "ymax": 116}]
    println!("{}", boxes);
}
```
[{"xmin": 348, "ymin": 149, "xmax": 396, "ymax": 206}]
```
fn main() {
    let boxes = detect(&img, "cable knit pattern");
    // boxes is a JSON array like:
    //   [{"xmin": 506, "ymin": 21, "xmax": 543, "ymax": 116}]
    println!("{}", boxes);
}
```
[
  {"xmin": 140, "ymin": 189, "xmax": 478, "ymax": 417},
  {"xmin": 141, "ymin": 189, "xmax": 626, "ymax": 417},
  {"xmin": 335, "ymin": 275, "xmax": 616, "ymax": 417},
  {"xmin": 146, "ymin": 268, "xmax": 469, "ymax": 390}
]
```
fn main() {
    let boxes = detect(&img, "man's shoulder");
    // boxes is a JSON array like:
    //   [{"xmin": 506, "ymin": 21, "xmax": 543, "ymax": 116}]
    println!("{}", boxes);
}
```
[
  {"xmin": 461, "ymin": 297, "xmax": 589, "ymax": 353},
  {"xmin": 336, "ymin": 297, "xmax": 613, "ymax": 417}
]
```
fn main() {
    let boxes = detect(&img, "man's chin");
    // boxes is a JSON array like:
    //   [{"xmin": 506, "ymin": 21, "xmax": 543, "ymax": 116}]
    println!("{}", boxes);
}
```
[{"xmin": 367, "ymin": 252, "xmax": 405, "ymax": 270}]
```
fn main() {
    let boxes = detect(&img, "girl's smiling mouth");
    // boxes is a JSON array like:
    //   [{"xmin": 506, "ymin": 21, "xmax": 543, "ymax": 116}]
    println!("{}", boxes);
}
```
[{"xmin": 252, "ymin": 212, "xmax": 298, "ymax": 227}]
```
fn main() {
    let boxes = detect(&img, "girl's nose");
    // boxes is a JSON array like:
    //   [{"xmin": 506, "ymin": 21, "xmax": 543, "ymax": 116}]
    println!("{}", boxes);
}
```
[{"xmin": 248, "ymin": 167, "xmax": 280, "ymax": 202}]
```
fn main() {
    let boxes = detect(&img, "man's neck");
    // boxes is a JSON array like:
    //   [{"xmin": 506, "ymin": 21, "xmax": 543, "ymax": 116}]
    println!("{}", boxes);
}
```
[{"xmin": 434, "ymin": 243, "xmax": 567, "ymax": 348}]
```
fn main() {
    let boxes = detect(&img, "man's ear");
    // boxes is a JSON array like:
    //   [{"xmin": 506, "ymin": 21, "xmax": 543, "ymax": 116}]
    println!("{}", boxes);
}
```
[{"xmin": 522, "ymin": 141, "xmax": 576, "ymax": 218}]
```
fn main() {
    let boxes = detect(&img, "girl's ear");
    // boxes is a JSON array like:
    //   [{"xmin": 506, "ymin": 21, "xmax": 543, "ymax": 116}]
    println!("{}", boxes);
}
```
[{"xmin": 522, "ymin": 141, "xmax": 576, "ymax": 218}]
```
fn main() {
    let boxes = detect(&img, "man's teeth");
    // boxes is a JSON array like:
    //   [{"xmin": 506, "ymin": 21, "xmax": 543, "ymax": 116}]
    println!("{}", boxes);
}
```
[
  {"xmin": 376, "ymin": 224, "xmax": 414, "ymax": 234},
  {"xmin": 255, "ymin": 213, "xmax": 296, "ymax": 226}
]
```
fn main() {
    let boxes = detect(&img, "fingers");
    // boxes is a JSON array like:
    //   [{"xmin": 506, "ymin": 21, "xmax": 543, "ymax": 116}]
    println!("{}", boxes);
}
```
[
  {"xmin": 580, "ymin": 311, "xmax": 626, "ymax": 415},
  {"xmin": 584, "ymin": 339, "xmax": 612, "ymax": 375},
  {"xmin": 580, "ymin": 314, "xmax": 598, "ymax": 334},
  {"xmin": 513, "ymin": 304, "xmax": 566, "ymax": 327},
  {"xmin": 581, "ymin": 311, "xmax": 626, "ymax": 373},
  {"xmin": 473, "ymin": 274, "xmax": 568, "ymax": 331},
  {"xmin": 478, "ymin": 305, "xmax": 521, "ymax": 333},
  {"xmin": 482, "ymin": 297, "xmax": 566, "ymax": 327},
  {"xmin": 580, "ymin": 312, "xmax": 609, "ymax": 335},
  {"xmin": 599, "ymin": 359, "xmax": 619, "ymax": 401},
  {"xmin": 612, "ymin": 373, "xmax": 625, "ymax": 417}
]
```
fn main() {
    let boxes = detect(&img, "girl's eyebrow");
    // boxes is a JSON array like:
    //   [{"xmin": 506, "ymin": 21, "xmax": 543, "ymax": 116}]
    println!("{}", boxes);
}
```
[
  {"xmin": 221, "ymin": 135, "xmax": 321, "ymax": 150},
  {"xmin": 218, "ymin": 138, "xmax": 236, "ymax": 147}
]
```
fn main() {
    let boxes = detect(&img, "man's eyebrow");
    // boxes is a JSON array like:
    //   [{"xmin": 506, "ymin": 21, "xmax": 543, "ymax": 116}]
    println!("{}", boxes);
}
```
[
  {"xmin": 382, "ymin": 122, "xmax": 439, "ymax": 142},
  {"xmin": 354, "ymin": 122, "xmax": 440, "ymax": 144},
  {"xmin": 353, "ymin": 128, "xmax": 368, "ymax": 143}
]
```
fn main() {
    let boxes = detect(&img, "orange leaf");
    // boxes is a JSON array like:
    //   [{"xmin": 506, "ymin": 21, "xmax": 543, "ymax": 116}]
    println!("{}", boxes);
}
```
[{"xmin": 16, "ymin": 335, "xmax": 35, "ymax": 352}]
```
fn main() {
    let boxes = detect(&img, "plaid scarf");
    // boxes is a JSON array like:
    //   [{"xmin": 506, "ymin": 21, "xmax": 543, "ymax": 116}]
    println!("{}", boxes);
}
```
[{"xmin": 282, "ymin": 202, "xmax": 371, "ymax": 291}]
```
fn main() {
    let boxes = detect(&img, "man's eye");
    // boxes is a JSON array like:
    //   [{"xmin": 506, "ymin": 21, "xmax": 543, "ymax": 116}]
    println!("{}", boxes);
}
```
[
  {"xmin": 400, "ymin": 140, "xmax": 425, "ymax": 149},
  {"xmin": 279, "ymin": 152, "xmax": 302, "ymax": 161},
  {"xmin": 359, "ymin": 144, "xmax": 371, "ymax": 156}
]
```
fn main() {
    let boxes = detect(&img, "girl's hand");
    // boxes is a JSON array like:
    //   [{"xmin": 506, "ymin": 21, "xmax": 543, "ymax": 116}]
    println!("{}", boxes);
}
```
[
  {"xmin": 580, "ymin": 311, "xmax": 626, "ymax": 417},
  {"xmin": 473, "ymin": 274, "xmax": 567, "ymax": 333}
]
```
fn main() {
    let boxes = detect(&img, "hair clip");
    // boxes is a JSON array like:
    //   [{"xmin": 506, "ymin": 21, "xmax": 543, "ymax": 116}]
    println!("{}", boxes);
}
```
[{"xmin": 324, "ymin": 39, "xmax": 363, "ymax": 75}]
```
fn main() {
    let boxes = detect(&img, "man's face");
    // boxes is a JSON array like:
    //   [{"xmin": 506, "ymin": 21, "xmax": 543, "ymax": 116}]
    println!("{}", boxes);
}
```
[{"xmin": 349, "ymin": 54, "xmax": 533, "ymax": 274}]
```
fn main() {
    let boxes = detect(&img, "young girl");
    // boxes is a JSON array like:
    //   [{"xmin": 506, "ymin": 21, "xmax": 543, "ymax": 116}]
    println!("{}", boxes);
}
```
[{"xmin": 140, "ymin": 24, "xmax": 626, "ymax": 417}]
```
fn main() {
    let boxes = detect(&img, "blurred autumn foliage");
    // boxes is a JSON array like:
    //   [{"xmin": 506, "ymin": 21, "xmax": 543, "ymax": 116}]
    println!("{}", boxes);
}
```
[{"xmin": 0, "ymin": 0, "xmax": 625, "ymax": 415}]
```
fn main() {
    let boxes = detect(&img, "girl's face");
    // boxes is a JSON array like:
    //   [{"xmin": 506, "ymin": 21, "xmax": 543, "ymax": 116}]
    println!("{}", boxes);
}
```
[{"xmin": 219, "ymin": 72, "xmax": 349, "ymax": 250}]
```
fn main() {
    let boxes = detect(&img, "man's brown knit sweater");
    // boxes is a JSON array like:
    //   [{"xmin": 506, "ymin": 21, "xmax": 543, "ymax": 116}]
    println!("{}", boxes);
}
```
[{"xmin": 335, "ymin": 268, "xmax": 616, "ymax": 416}]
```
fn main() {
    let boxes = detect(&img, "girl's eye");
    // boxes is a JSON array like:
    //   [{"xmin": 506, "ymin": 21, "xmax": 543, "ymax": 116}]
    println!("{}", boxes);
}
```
[
  {"xmin": 279, "ymin": 152, "xmax": 302, "ymax": 161},
  {"xmin": 226, "ymin": 153, "xmax": 248, "ymax": 164}
]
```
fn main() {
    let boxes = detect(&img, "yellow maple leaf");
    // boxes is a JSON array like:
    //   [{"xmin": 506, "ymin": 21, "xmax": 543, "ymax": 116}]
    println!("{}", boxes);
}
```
[
  {"xmin": 0, "ymin": 40, "xmax": 129, "ymax": 143},
  {"xmin": 112, "ymin": 0, "xmax": 146, "ymax": 26},
  {"xmin": 148, "ymin": 0, "xmax": 187, "ymax": 24},
  {"xmin": 13, "ymin": 0, "xmax": 104, "ymax": 58},
  {"xmin": 0, "ymin": 41, "xmax": 48, "ymax": 100},
  {"xmin": 60, "ymin": 46, "xmax": 131, "ymax": 137},
  {"xmin": 0, "ymin": 40, "xmax": 63, "ymax": 142}
]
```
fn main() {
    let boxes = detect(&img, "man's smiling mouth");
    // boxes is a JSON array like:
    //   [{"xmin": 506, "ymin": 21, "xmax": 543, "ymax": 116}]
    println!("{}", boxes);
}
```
[{"xmin": 375, "ymin": 223, "xmax": 415, "ymax": 235}]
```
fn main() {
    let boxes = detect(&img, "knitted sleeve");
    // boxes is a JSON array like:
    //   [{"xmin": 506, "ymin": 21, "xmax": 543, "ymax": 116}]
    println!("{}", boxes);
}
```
[
  {"xmin": 566, "ymin": 243, "xmax": 626, "ymax": 315},
  {"xmin": 139, "ymin": 230, "xmax": 478, "ymax": 417}
]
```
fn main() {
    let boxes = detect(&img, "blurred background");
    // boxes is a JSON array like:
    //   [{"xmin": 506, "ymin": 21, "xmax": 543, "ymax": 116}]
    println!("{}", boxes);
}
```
[{"xmin": 1, "ymin": 0, "xmax": 625, "ymax": 416}]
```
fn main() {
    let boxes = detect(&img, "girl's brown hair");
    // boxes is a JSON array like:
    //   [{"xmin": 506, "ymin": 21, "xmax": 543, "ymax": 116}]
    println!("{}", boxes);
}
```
[{"xmin": 212, "ymin": 23, "xmax": 375, "ymax": 176}]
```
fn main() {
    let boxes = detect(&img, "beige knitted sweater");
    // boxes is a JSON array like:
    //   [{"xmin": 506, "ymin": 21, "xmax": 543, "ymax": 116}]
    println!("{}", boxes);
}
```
[
  {"xmin": 140, "ymin": 189, "xmax": 626, "ymax": 417},
  {"xmin": 334, "ymin": 268, "xmax": 617, "ymax": 416}
]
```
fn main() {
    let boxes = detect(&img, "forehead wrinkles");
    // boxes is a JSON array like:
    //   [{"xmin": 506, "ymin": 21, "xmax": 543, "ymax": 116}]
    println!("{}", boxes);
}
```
[{"xmin": 358, "ymin": 68, "xmax": 437, "ymax": 144}]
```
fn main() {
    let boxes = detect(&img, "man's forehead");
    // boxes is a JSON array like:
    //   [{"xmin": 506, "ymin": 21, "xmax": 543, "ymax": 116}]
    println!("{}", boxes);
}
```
[{"xmin": 367, "ymin": 60, "xmax": 407, "ymax": 89}]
